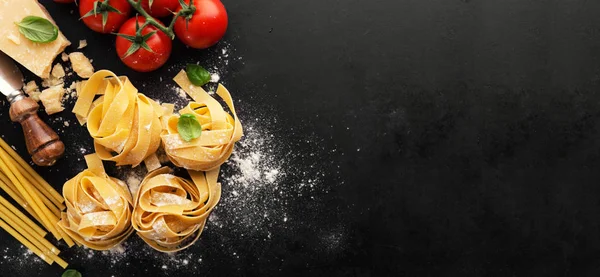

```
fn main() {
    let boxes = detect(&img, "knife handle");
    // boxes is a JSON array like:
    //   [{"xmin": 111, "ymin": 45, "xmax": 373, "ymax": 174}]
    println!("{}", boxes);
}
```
[{"xmin": 9, "ymin": 97, "xmax": 64, "ymax": 166}]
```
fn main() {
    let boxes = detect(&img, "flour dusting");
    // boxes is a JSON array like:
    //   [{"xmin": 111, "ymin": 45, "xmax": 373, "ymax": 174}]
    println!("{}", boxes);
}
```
[{"xmin": 0, "ymin": 246, "xmax": 43, "ymax": 269}]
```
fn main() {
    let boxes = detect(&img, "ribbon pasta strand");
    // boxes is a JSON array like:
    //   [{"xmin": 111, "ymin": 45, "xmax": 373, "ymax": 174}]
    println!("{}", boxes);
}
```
[
  {"xmin": 161, "ymin": 70, "xmax": 243, "ymax": 171},
  {"xmin": 57, "ymin": 154, "xmax": 134, "ymax": 250},
  {"xmin": 132, "ymin": 167, "xmax": 221, "ymax": 252},
  {"xmin": 73, "ymin": 70, "xmax": 163, "ymax": 167}
]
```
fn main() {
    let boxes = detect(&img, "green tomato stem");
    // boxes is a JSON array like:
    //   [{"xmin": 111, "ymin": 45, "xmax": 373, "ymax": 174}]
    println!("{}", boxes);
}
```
[
  {"xmin": 138, "ymin": 20, "xmax": 151, "ymax": 36},
  {"xmin": 126, "ymin": 0, "xmax": 176, "ymax": 39}
]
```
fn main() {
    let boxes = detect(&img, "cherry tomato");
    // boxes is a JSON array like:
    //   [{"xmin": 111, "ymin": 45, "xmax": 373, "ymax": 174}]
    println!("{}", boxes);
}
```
[
  {"xmin": 174, "ymin": 0, "xmax": 228, "ymax": 49},
  {"xmin": 116, "ymin": 17, "xmax": 172, "ymax": 72},
  {"xmin": 79, "ymin": 0, "xmax": 132, "ymax": 33},
  {"xmin": 141, "ymin": 0, "xmax": 180, "ymax": 18},
  {"xmin": 54, "ymin": 0, "xmax": 75, "ymax": 3}
]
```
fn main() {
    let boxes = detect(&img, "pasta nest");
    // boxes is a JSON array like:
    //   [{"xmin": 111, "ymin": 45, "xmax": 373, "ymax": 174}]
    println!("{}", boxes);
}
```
[
  {"xmin": 72, "ymin": 70, "xmax": 164, "ymax": 167},
  {"xmin": 58, "ymin": 154, "xmax": 134, "ymax": 250},
  {"xmin": 161, "ymin": 70, "xmax": 243, "ymax": 171},
  {"xmin": 132, "ymin": 167, "xmax": 221, "ymax": 252}
]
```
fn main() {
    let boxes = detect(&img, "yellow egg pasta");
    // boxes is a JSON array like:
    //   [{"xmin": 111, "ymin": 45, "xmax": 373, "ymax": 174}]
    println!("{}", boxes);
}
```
[
  {"xmin": 161, "ymin": 70, "xmax": 243, "ymax": 171},
  {"xmin": 0, "ymin": 138, "xmax": 72, "ymax": 267},
  {"xmin": 64, "ymin": 69, "xmax": 244, "ymax": 254},
  {"xmin": 132, "ymin": 167, "xmax": 221, "ymax": 252},
  {"xmin": 58, "ymin": 154, "xmax": 134, "ymax": 250},
  {"xmin": 72, "ymin": 70, "xmax": 164, "ymax": 167}
]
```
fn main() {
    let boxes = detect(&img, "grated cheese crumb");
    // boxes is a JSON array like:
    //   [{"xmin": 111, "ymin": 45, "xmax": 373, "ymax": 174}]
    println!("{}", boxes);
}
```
[
  {"xmin": 23, "ymin": 81, "xmax": 41, "ymax": 102},
  {"xmin": 78, "ymin": 39, "xmax": 87, "ymax": 49},
  {"xmin": 61, "ymin": 52, "xmax": 69, "ymax": 62}
]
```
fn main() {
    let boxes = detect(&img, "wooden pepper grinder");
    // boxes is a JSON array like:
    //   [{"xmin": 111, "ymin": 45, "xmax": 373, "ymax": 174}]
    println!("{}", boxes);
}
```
[{"xmin": 0, "ymin": 52, "xmax": 64, "ymax": 166}]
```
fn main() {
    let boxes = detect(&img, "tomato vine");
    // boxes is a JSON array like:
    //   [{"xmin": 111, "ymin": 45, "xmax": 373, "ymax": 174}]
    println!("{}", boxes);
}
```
[{"xmin": 125, "ymin": 0, "xmax": 195, "ymax": 39}]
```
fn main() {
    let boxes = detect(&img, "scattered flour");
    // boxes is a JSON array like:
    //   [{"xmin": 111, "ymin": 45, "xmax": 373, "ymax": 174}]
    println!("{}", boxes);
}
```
[
  {"xmin": 69, "ymin": 241, "xmax": 202, "ymax": 273},
  {"xmin": 115, "ymin": 166, "xmax": 146, "ymax": 197},
  {"xmin": 210, "ymin": 73, "xmax": 220, "ymax": 83},
  {"xmin": 211, "ymin": 112, "xmax": 331, "ymax": 241},
  {"xmin": 0, "ymin": 246, "xmax": 43, "ymax": 269}
]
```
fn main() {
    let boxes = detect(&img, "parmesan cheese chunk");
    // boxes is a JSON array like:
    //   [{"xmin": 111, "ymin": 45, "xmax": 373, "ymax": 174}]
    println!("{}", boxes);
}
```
[
  {"xmin": 69, "ymin": 52, "xmax": 94, "ymax": 78},
  {"xmin": 39, "ymin": 86, "xmax": 65, "ymax": 115},
  {"xmin": 42, "ymin": 76, "xmax": 64, "ymax": 88},
  {"xmin": 61, "ymin": 52, "xmax": 69, "ymax": 62},
  {"xmin": 42, "ymin": 64, "xmax": 66, "ymax": 88},
  {"xmin": 23, "ymin": 81, "xmax": 41, "ymax": 102},
  {"xmin": 0, "ymin": 0, "xmax": 71, "ymax": 78},
  {"xmin": 51, "ymin": 64, "xmax": 66, "ymax": 78}
]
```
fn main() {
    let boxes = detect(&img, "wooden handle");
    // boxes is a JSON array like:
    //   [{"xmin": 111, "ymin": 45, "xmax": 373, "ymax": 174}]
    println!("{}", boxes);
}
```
[{"xmin": 9, "ymin": 97, "xmax": 64, "ymax": 166}]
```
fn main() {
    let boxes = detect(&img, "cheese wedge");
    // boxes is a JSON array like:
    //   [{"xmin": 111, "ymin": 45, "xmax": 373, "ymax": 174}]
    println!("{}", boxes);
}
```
[{"xmin": 0, "ymin": 0, "xmax": 70, "ymax": 78}]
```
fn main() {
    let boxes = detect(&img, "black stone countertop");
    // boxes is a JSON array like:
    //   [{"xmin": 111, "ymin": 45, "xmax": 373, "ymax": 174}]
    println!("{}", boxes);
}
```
[{"xmin": 2, "ymin": 0, "xmax": 600, "ymax": 276}]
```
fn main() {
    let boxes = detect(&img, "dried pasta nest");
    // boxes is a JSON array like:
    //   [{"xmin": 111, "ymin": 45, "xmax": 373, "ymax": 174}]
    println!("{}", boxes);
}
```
[
  {"xmin": 73, "ymin": 70, "xmax": 164, "ymax": 167},
  {"xmin": 131, "ymin": 167, "xmax": 221, "ymax": 252},
  {"xmin": 58, "ymin": 154, "xmax": 134, "ymax": 250},
  {"xmin": 161, "ymin": 70, "xmax": 243, "ymax": 171}
]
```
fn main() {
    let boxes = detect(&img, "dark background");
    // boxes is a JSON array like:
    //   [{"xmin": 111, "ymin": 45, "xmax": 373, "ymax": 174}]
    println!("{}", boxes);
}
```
[{"xmin": 1, "ymin": 0, "xmax": 600, "ymax": 276}]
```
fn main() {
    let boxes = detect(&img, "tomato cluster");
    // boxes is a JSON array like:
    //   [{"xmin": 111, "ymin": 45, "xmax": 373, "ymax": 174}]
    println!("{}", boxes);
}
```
[{"xmin": 54, "ymin": 0, "xmax": 228, "ymax": 72}]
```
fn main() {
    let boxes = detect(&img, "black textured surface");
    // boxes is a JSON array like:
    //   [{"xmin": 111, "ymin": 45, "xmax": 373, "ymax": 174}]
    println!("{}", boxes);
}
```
[{"xmin": 2, "ymin": 0, "xmax": 600, "ymax": 276}]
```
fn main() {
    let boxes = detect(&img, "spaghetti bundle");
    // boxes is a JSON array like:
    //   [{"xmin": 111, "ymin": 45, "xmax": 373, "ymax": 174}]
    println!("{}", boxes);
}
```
[
  {"xmin": 72, "ymin": 70, "xmax": 164, "ymax": 167},
  {"xmin": 58, "ymin": 154, "xmax": 134, "ymax": 250},
  {"xmin": 131, "ymin": 167, "xmax": 221, "ymax": 252},
  {"xmin": 161, "ymin": 70, "xmax": 243, "ymax": 171},
  {"xmin": 0, "ymin": 137, "xmax": 71, "ymax": 267}
]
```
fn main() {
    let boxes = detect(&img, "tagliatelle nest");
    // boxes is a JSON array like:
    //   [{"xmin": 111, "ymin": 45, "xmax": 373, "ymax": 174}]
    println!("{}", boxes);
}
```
[
  {"xmin": 131, "ymin": 167, "xmax": 221, "ymax": 252},
  {"xmin": 160, "ymin": 70, "xmax": 243, "ymax": 171},
  {"xmin": 57, "ymin": 154, "xmax": 134, "ymax": 250},
  {"xmin": 72, "ymin": 70, "xmax": 164, "ymax": 167}
]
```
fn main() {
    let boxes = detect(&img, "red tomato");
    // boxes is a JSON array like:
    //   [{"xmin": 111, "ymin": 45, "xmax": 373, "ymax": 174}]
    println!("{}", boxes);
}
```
[
  {"xmin": 174, "ymin": 0, "xmax": 228, "ymax": 49},
  {"xmin": 141, "ymin": 0, "xmax": 180, "ymax": 18},
  {"xmin": 54, "ymin": 0, "xmax": 75, "ymax": 3},
  {"xmin": 79, "ymin": 0, "xmax": 132, "ymax": 33},
  {"xmin": 116, "ymin": 17, "xmax": 172, "ymax": 72}
]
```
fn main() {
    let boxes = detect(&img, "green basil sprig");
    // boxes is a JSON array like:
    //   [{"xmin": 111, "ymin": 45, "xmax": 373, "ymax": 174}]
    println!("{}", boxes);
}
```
[
  {"xmin": 62, "ymin": 269, "xmax": 82, "ymax": 277},
  {"xmin": 186, "ymin": 64, "xmax": 211, "ymax": 86},
  {"xmin": 15, "ymin": 16, "xmax": 58, "ymax": 43},
  {"xmin": 177, "ymin": 113, "xmax": 202, "ymax": 142}
]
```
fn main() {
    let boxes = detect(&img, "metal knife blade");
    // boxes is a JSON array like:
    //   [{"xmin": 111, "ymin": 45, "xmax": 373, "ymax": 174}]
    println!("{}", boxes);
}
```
[{"xmin": 0, "ymin": 51, "xmax": 25, "ymax": 103}]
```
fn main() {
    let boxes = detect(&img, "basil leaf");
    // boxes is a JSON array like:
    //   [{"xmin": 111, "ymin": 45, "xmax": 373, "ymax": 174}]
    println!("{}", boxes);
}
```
[
  {"xmin": 62, "ymin": 269, "xmax": 82, "ymax": 277},
  {"xmin": 185, "ymin": 64, "xmax": 211, "ymax": 86},
  {"xmin": 15, "ymin": 16, "xmax": 58, "ymax": 43},
  {"xmin": 177, "ymin": 113, "xmax": 202, "ymax": 142}
]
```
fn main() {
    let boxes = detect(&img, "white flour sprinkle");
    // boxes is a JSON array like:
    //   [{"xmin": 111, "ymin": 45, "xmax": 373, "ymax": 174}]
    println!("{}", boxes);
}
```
[
  {"xmin": 210, "ymin": 73, "xmax": 220, "ymax": 83},
  {"xmin": 212, "ymin": 114, "xmax": 329, "ymax": 239},
  {"xmin": 264, "ymin": 169, "xmax": 280, "ymax": 184},
  {"xmin": 70, "ymin": 241, "xmax": 201, "ymax": 273},
  {"xmin": 0, "ymin": 246, "xmax": 42, "ymax": 268},
  {"xmin": 166, "ymin": 86, "xmax": 190, "ymax": 109},
  {"xmin": 110, "ymin": 244, "xmax": 126, "ymax": 255},
  {"xmin": 118, "ymin": 167, "xmax": 145, "ymax": 197},
  {"xmin": 229, "ymin": 151, "xmax": 266, "ymax": 187}
]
